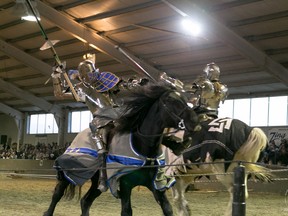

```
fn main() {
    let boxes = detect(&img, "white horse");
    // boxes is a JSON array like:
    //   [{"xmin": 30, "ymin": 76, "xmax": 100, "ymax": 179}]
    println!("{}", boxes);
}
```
[{"xmin": 165, "ymin": 117, "xmax": 273, "ymax": 216}]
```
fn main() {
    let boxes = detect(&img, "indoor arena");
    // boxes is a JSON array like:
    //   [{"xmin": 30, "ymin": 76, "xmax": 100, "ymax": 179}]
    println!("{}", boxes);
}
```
[{"xmin": 1, "ymin": 1, "xmax": 288, "ymax": 216}]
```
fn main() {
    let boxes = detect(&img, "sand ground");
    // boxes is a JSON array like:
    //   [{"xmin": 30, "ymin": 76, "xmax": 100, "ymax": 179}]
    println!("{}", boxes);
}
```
[{"xmin": 0, "ymin": 174, "xmax": 287, "ymax": 216}]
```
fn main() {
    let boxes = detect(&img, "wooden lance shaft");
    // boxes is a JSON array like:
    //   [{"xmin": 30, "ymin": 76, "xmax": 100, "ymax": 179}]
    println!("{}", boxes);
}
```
[
  {"xmin": 25, "ymin": 0, "xmax": 80, "ymax": 102},
  {"xmin": 115, "ymin": 45, "xmax": 157, "ymax": 83}
]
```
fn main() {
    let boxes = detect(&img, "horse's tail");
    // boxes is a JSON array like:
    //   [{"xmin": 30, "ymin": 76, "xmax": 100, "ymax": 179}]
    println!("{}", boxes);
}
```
[
  {"xmin": 234, "ymin": 127, "xmax": 268, "ymax": 163},
  {"xmin": 56, "ymin": 170, "xmax": 82, "ymax": 201},
  {"xmin": 233, "ymin": 127, "xmax": 274, "ymax": 181},
  {"xmin": 245, "ymin": 163, "xmax": 274, "ymax": 182},
  {"xmin": 63, "ymin": 184, "xmax": 82, "ymax": 201}
]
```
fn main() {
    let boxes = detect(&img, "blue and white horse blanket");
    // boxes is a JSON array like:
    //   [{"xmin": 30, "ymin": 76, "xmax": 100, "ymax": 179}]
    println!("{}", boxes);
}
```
[
  {"xmin": 106, "ymin": 132, "xmax": 173, "ymax": 197},
  {"xmin": 54, "ymin": 128, "xmax": 100, "ymax": 185},
  {"xmin": 54, "ymin": 128, "xmax": 174, "ymax": 196}
]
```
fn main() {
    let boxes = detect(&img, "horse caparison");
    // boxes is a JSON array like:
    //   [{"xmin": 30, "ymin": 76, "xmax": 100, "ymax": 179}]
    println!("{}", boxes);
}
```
[
  {"xmin": 165, "ymin": 117, "xmax": 273, "ymax": 216},
  {"xmin": 44, "ymin": 83, "xmax": 200, "ymax": 216}
]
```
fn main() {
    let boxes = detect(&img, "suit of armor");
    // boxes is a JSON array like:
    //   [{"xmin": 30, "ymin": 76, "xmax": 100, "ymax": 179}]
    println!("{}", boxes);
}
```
[
  {"xmin": 160, "ymin": 63, "xmax": 228, "ymax": 120},
  {"xmin": 186, "ymin": 62, "xmax": 228, "ymax": 120},
  {"xmin": 51, "ymin": 56, "xmax": 148, "ymax": 192}
]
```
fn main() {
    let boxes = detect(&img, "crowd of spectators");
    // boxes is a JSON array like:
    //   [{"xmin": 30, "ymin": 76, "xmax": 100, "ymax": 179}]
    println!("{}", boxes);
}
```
[
  {"xmin": 0, "ymin": 142, "xmax": 71, "ymax": 160},
  {"xmin": 262, "ymin": 138, "xmax": 288, "ymax": 166},
  {"xmin": 1, "ymin": 138, "xmax": 288, "ymax": 165}
]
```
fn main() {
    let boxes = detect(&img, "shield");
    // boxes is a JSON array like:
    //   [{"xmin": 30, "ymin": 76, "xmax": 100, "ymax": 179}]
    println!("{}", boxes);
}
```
[{"xmin": 93, "ymin": 72, "xmax": 120, "ymax": 92}]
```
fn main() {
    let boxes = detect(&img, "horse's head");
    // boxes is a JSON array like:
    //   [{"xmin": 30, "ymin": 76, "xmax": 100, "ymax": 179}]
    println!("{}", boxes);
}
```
[
  {"xmin": 115, "ymin": 83, "xmax": 201, "ymax": 157},
  {"xmin": 159, "ymin": 90, "xmax": 201, "ymax": 133},
  {"xmin": 116, "ymin": 83, "xmax": 200, "ymax": 134}
]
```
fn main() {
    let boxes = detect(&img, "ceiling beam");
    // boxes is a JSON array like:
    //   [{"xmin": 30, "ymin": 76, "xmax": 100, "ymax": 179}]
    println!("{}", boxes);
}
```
[
  {"xmin": 162, "ymin": 0, "xmax": 288, "ymax": 85},
  {"xmin": 227, "ymin": 78, "xmax": 279, "ymax": 88},
  {"xmin": 0, "ymin": 102, "xmax": 24, "ymax": 120},
  {"xmin": 7, "ymin": 27, "xmax": 60, "ymax": 43},
  {"xmin": 229, "ymin": 10, "xmax": 288, "ymax": 27},
  {"xmin": 230, "ymin": 89, "xmax": 288, "ymax": 99},
  {"xmin": 76, "ymin": 0, "xmax": 162, "ymax": 23},
  {"xmin": 211, "ymin": 0, "xmax": 261, "ymax": 12},
  {"xmin": 36, "ymin": 0, "xmax": 163, "ymax": 82},
  {"xmin": 0, "ymin": 39, "xmax": 51, "ymax": 76},
  {"xmin": 102, "ymin": 16, "xmax": 179, "ymax": 36},
  {"xmin": 0, "ymin": 78, "xmax": 63, "ymax": 117},
  {"xmin": 0, "ymin": 39, "xmax": 64, "ymax": 117}
]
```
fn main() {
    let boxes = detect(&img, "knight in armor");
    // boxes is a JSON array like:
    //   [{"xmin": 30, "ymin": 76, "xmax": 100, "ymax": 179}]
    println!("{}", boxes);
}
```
[
  {"xmin": 159, "ymin": 63, "xmax": 228, "ymax": 155},
  {"xmin": 51, "ymin": 54, "xmax": 172, "ymax": 192},
  {"xmin": 185, "ymin": 62, "xmax": 228, "ymax": 121}
]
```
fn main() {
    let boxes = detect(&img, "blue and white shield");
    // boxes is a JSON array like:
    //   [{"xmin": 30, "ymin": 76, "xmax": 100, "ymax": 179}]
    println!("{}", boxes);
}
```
[{"xmin": 93, "ymin": 72, "xmax": 120, "ymax": 92}]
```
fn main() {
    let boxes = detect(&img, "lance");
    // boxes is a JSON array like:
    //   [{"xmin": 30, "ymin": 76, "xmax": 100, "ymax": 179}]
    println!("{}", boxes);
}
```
[
  {"xmin": 115, "ymin": 45, "xmax": 157, "ymax": 83},
  {"xmin": 25, "ymin": 0, "xmax": 80, "ymax": 101},
  {"xmin": 115, "ymin": 46, "xmax": 184, "ymax": 90}
]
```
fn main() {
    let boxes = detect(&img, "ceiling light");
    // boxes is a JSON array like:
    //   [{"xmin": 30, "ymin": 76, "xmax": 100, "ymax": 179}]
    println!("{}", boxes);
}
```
[
  {"xmin": 14, "ymin": 0, "xmax": 41, "ymax": 22},
  {"xmin": 181, "ymin": 18, "xmax": 202, "ymax": 36}
]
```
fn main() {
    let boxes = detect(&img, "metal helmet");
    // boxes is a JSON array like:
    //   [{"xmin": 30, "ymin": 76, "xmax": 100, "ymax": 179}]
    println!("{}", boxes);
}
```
[
  {"xmin": 203, "ymin": 62, "xmax": 220, "ymax": 81},
  {"xmin": 77, "ymin": 60, "xmax": 97, "ymax": 83}
]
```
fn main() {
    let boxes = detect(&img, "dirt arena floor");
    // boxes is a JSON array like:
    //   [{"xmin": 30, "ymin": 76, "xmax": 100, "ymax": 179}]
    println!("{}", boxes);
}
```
[{"xmin": 0, "ymin": 174, "xmax": 287, "ymax": 216}]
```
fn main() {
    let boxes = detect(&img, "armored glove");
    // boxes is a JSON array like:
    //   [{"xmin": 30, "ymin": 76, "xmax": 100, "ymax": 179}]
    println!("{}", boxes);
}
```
[{"xmin": 51, "ymin": 62, "xmax": 66, "ymax": 79}]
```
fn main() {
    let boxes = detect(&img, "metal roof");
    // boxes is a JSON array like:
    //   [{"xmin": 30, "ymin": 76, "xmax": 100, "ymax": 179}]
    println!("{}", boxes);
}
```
[{"xmin": 0, "ymin": 0, "xmax": 288, "ymax": 118}]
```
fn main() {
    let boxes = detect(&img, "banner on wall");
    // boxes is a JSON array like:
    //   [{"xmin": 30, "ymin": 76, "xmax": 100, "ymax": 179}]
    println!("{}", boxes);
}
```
[{"xmin": 267, "ymin": 128, "xmax": 288, "ymax": 147}]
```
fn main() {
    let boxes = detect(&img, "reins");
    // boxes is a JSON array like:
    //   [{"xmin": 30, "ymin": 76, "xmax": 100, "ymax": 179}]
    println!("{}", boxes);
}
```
[
  {"xmin": 160, "ymin": 91, "xmax": 189, "ymax": 130},
  {"xmin": 136, "ymin": 91, "xmax": 189, "ymax": 138},
  {"xmin": 136, "ymin": 126, "xmax": 181, "ymax": 138}
]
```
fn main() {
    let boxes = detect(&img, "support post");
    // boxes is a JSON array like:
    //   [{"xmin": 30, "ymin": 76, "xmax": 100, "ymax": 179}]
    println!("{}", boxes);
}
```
[{"xmin": 232, "ymin": 164, "xmax": 246, "ymax": 216}]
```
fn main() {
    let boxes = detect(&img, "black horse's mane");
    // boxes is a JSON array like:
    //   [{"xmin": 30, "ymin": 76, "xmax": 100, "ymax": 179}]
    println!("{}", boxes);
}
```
[{"xmin": 115, "ymin": 82, "xmax": 174, "ymax": 133}]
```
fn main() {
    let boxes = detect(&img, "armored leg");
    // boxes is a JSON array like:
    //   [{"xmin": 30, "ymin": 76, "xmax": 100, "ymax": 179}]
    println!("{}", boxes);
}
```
[
  {"xmin": 154, "ymin": 154, "xmax": 176, "ymax": 191},
  {"xmin": 155, "ymin": 167, "xmax": 175, "ymax": 189},
  {"xmin": 90, "ymin": 122, "xmax": 108, "ymax": 192},
  {"xmin": 97, "ymin": 151, "xmax": 108, "ymax": 192}
]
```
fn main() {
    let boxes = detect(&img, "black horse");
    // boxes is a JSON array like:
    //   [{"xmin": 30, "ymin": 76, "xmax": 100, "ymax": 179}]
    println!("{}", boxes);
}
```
[{"xmin": 44, "ymin": 83, "xmax": 200, "ymax": 216}]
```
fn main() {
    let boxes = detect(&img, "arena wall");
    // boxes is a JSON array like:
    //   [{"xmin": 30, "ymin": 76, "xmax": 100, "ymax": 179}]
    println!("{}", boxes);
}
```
[
  {"xmin": 1, "ymin": 159, "xmax": 287, "ymax": 195},
  {"xmin": 0, "ymin": 159, "xmax": 56, "ymax": 175}
]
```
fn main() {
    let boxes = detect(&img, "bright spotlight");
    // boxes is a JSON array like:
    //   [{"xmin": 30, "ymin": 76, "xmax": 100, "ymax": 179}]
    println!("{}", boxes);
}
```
[
  {"xmin": 13, "ymin": 0, "xmax": 41, "ymax": 22},
  {"xmin": 181, "ymin": 18, "xmax": 202, "ymax": 36}
]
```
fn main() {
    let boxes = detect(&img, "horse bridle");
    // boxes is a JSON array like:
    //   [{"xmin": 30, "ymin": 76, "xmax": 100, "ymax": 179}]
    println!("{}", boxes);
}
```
[
  {"xmin": 136, "ymin": 91, "xmax": 190, "ymax": 138},
  {"xmin": 159, "ymin": 91, "xmax": 190, "ymax": 131}
]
